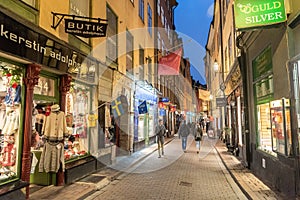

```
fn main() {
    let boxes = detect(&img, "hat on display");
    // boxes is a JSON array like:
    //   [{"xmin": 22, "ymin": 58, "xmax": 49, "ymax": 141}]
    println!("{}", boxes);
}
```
[{"xmin": 51, "ymin": 104, "xmax": 60, "ymax": 112}]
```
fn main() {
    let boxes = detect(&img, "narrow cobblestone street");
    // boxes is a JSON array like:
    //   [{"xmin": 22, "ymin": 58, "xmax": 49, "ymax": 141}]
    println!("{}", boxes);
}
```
[{"xmin": 85, "ymin": 135, "xmax": 247, "ymax": 200}]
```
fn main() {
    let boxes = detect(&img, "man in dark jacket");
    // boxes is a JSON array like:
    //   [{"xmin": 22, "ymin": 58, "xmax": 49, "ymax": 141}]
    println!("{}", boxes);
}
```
[
  {"xmin": 178, "ymin": 120, "xmax": 190, "ymax": 152},
  {"xmin": 155, "ymin": 119, "xmax": 166, "ymax": 158}
]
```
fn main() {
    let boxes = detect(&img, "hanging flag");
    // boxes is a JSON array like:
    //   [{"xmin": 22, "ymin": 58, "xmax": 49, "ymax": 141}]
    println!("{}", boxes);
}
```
[
  {"xmin": 138, "ymin": 100, "xmax": 148, "ymax": 114},
  {"xmin": 111, "ymin": 96, "xmax": 125, "ymax": 118},
  {"xmin": 158, "ymin": 48, "xmax": 182, "ymax": 75}
]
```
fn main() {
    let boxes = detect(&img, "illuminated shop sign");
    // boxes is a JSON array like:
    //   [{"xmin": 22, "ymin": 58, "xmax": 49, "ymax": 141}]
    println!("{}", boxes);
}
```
[
  {"xmin": 0, "ymin": 12, "xmax": 96, "ymax": 82},
  {"xmin": 65, "ymin": 19, "xmax": 107, "ymax": 38},
  {"xmin": 160, "ymin": 97, "xmax": 169, "ymax": 103},
  {"xmin": 234, "ymin": 0, "xmax": 287, "ymax": 30}
]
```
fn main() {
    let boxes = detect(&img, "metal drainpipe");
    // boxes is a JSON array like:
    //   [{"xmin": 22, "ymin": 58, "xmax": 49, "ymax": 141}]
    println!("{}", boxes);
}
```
[
  {"xmin": 218, "ymin": 0, "xmax": 226, "ymax": 135},
  {"xmin": 236, "ymin": 32, "xmax": 251, "ymax": 168}
]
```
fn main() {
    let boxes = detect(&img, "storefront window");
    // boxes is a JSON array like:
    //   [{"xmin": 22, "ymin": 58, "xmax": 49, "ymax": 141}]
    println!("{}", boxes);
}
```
[
  {"xmin": 0, "ymin": 62, "xmax": 23, "ymax": 182},
  {"xmin": 257, "ymin": 103, "xmax": 274, "ymax": 155},
  {"xmin": 64, "ymin": 82, "xmax": 90, "ymax": 160},
  {"xmin": 257, "ymin": 99, "xmax": 292, "ymax": 156},
  {"xmin": 270, "ymin": 99, "xmax": 292, "ymax": 155}
]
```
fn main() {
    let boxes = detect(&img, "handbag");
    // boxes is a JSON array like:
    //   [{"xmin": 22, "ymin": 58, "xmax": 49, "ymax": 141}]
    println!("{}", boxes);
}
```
[{"xmin": 195, "ymin": 136, "xmax": 201, "ymax": 141}]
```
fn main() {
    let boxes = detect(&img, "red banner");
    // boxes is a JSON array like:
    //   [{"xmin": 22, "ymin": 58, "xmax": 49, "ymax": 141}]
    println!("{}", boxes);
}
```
[{"xmin": 158, "ymin": 48, "xmax": 182, "ymax": 75}]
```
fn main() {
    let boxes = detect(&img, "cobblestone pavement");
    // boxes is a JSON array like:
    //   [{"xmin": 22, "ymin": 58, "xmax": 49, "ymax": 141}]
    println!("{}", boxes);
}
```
[
  {"xmin": 28, "ymin": 134, "xmax": 288, "ymax": 200},
  {"xmin": 84, "ymin": 135, "xmax": 247, "ymax": 200}
]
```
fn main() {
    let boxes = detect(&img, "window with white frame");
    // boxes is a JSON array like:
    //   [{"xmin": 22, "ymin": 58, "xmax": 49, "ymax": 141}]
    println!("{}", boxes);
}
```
[
  {"xmin": 106, "ymin": 6, "xmax": 118, "ymax": 63},
  {"xmin": 148, "ymin": 3, "xmax": 152, "ymax": 36},
  {"xmin": 161, "ymin": 9, "xmax": 164, "ymax": 26},
  {"xmin": 70, "ymin": 0, "xmax": 90, "ymax": 44},
  {"xmin": 139, "ymin": 0, "xmax": 144, "ymax": 21},
  {"xmin": 161, "ymin": 40, "xmax": 165, "ymax": 55},
  {"xmin": 157, "ymin": 31, "xmax": 161, "ymax": 50},
  {"xmin": 228, "ymin": 33, "xmax": 232, "ymax": 67},
  {"xmin": 139, "ymin": 48, "xmax": 145, "ymax": 80},
  {"xmin": 126, "ymin": 31, "xmax": 134, "ymax": 74},
  {"xmin": 147, "ymin": 57, "xmax": 152, "ymax": 83}
]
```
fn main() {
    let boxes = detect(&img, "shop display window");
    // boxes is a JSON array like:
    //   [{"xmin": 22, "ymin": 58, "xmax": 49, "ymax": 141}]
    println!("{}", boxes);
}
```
[
  {"xmin": 138, "ymin": 115, "xmax": 145, "ymax": 141},
  {"xmin": 270, "ymin": 99, "xmax": 292, "ymax": 156},
  {"xmin": 0, "ymin": 62, "xmax": 23, "ymax": 183},
  {"xmin": 257, "ymin": 103, "xmax": 274, "ymax": 155},
  {"xmin": 64, "ymin": 82, "xmax": 90, "ymax": 161},
  {"xmin": 31, "ymin": 75, "xmax": 59, "ymax": 152},
  {"xmin": 257, "ymin": 99, "xmax": 292, "ymax": 156}
]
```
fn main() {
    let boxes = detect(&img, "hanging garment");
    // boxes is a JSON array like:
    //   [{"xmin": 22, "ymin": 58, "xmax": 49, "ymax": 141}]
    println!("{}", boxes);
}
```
[
  {"xmin": 35, "ymin": 113, "xmax": 45, "ymax": 135},
  {"xmin": 1, "ymin": 110, "xmax": 19, "ymax": 136},
  {"xmin": 38, "ymin": 142, "xmax": 65, "ymax": 173},
  {"xmin": 0, "ymin": 108, "xmax": 6, "ymax": 130},
  {"xmin": 42, "ymin": 111, "xmax": 68, "ymax": 141},
  {"xmin": 75, "ymin": 91, "xmax": 87, "ymax": 115},
  {"xmin": 73, "ymin": 114, "xmax": 87, "ymax": 138},
  {"xmin": 30, "ymin": 152, "xmax": 38, "ymax": 173},
  {"xmin": 4, "ymin": 85, "xmax": 21, "ymax": 106},
  {"xmin": 1, "ymin": 142, "xmax": 16, "ymax": 166},
  {"xmin": 65, "ymin": 93, "xmax": 74, "ymax": 115}
]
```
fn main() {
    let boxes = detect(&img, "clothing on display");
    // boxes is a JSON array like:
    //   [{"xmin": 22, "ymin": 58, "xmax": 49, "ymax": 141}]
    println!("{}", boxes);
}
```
[
  {"xmin": 38, "ymin": 104, "xmax": 68, "ymax": 173},
  {"xmin": 42, "ymin": 105, "xmax": 69, "ymax": 141},
  {"xmin": 63, "ymin": 86, "xmax": 90, "ymax": 160},
  {"xmin": 0, "ymin": 65, "xmax": 22, "ymax": 182},
  {"xmin": 38, "ymin": 142, "xmax": 65, "ymax": 173}
]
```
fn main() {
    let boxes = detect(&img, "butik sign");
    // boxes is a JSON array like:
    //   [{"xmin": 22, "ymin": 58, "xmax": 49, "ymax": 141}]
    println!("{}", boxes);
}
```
[
  {"xmin": 65, "ymin": 19, "xmax": 107, "ymax": 37},
  {"xmin": 234, "ymin": 0, "xmax": 287, "ymax": 30}
]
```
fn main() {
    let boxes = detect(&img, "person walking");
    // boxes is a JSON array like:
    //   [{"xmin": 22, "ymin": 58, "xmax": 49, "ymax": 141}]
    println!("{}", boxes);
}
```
[
  {"xmin": 205, "ymin": 117, "xmax": 210, "ymax": 133},
  {"xmin": 155, "ymin": 119, "xmax": 166, "ymax": 158},
  {"xmin": 178, "ymin": 120, "xmax": 190, "ymax": 152},
  {"xmin": 194, "ymin": 122, "xmax": 203, "ymax": 153}
]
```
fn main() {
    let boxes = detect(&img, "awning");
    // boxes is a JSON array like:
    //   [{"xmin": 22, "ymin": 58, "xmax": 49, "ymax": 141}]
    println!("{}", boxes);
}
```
[{"xmin": 199, "ymin": 89, "xmax": 210, "ymax": 101}]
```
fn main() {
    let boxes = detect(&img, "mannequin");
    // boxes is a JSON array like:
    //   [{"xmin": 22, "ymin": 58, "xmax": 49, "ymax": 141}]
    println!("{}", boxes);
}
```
[
  {"xmin": 39, "ymin": 104, "xmax": 69, "ymax": 173},
  {"xmin": 42, "ymin": 104, "xmax": 68, "ymax": 141}
]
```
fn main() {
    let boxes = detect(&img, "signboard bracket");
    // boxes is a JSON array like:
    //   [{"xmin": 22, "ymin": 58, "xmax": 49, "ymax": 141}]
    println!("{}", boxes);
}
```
[{"xmin": 51, "ymin": 12, "xmax": 66, "ymax": 30}]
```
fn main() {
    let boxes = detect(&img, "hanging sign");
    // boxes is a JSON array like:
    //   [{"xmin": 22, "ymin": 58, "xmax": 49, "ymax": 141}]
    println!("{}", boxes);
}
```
[
  {"xmin": 51, "ymin": 12, "xmax": 108, "ymax": 38},
  {"xmin": 234, "ymin": 0, "xmax": 287, "ymax": 30},
  {"xmin": 138, "ymin": 101, "xmax": 148, "ymax": 114},
  {"xmin": 216, "ymin": 98, "xmax": 227, "ymax": 107},
  {"xmin": 65, "ymin": 19, "xmax": 107, "ymax": 37}
]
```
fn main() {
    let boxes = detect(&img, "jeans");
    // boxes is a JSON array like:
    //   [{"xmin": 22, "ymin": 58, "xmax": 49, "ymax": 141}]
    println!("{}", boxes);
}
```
[
  {"xmin": 181, "ymin": 137, "xmax": 187, "ymax": 151},
  {"xmin": 196, "ymin": 141, "xmax": 200, "ymax": 150},
  {"xmin": 157, "ymin": 136, "xmax": 164, "ymax": 156}
]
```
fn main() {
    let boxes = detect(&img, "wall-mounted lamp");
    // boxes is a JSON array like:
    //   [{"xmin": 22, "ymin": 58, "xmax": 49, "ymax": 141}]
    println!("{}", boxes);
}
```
[
  {"xmin": 230, "ymin": 101, "xmax": 235, "ymax": 107},
  {"xmin": 145, "ymin": 56, "xmax": 152, "ymax": 63},
  {"xmin": 213, "ymin": 60, "xmax": 219, "ymax": 72}
]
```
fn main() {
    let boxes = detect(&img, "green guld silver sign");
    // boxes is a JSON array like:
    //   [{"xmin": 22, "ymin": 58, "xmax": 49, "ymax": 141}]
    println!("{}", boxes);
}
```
[{"xmin": 234, "ymin": 0, "xmax": 287, "ymax": 30}]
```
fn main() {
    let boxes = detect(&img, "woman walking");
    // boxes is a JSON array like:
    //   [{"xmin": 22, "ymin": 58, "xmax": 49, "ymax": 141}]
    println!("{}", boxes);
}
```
[{"xmin": 194, "ymin": 122, "xmax": 203, "ymax": 153}]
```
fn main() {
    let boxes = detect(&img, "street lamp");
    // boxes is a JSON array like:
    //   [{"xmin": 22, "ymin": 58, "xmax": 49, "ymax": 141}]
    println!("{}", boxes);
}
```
[{"xmin": 213, "ymin": 61, "xmax": 219, "ymax": 73}]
